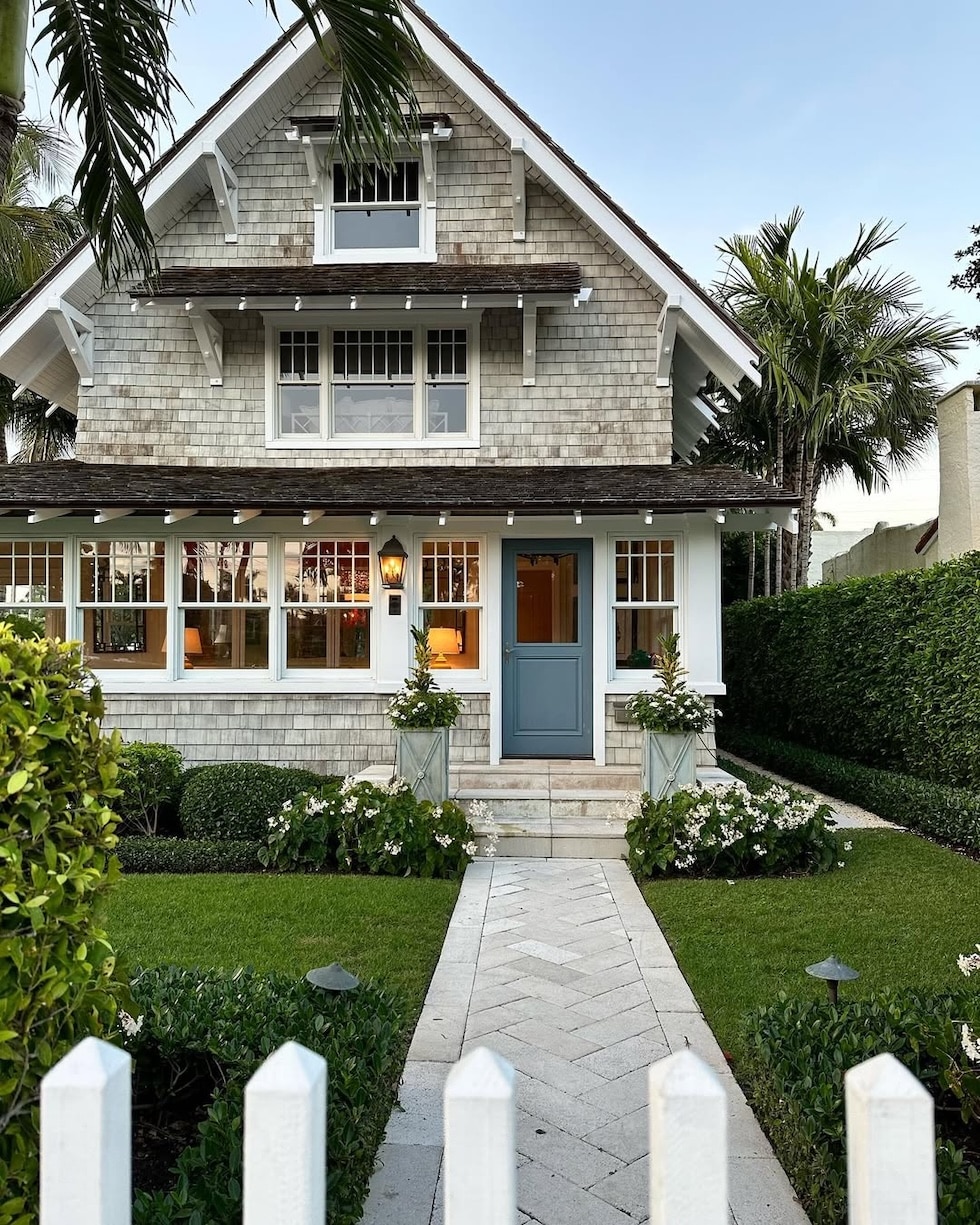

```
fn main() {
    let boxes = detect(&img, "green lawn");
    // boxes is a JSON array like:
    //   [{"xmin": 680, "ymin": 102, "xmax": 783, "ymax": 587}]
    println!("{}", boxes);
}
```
[
  {"xmin": 105, "ymin": 873, "xmax": 460, "ymax": 1016},
  {"xmin": 643, "ymin": 829, "xmax": 980, "ymax": 1063}
]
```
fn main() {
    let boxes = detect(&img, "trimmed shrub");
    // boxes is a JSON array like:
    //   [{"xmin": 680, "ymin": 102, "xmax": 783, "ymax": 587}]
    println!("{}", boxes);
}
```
[
  {"xmin": 178, "ymin": 763, "xmax": 339, "ymax": 841},
  {"xmin": 0, "ymin": 627, "xmax": 124, "ymax": 1225},
  {"xmin": 262, "ymin": 777, "xmax": 481, "ymax": 878},
  {"xmin": 719, "ymin": 727, "xmax": 980, "ymax": 854},
  {"xmin": 116, "ymin": 742, "xmax": 184, "ymax": 835},
  {"xmin": 124, "ymin": 965, "xmax": 404, "ymax": 1225},
  {"xmin": 116, "ymin": 837, "xmax": 263, "ymax": 874},
  {"xmin": 745, "ymin": 991, "xmax": 980, "ymax": 1225},
  {"xmin": 624, "ymin": 781, "xmax": 838, "ymax": 879},
  {"xmin": 723, "ymin": 552, "xmax": 980, "ymax": 790}
]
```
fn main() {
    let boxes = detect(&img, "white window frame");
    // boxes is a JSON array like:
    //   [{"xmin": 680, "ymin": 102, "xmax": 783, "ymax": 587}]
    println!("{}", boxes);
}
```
[
  {"xmin": 76, "ymin": 538, "xmax": 170, "ymax": 679},
  {"xmin": 415, "ymin": 534, "xmax": 485, "ymax": 678},
  {"xmin": 178, "ymin": 538, "xmax": 273, "ymax": 680},
  {"xmin": 264, "ymin": 312, "xmax": 481, "ymax": 449},
  {"xmin": 609, "ymin": 534, "xmax": 682, "ymax": 682},
  {"xmin": 315, "ymin": 154, "xmax": 437, "ymax": 264},
  {"xmin": 281, "ymin": 537, "xmax": 376, "ymax": 677}
]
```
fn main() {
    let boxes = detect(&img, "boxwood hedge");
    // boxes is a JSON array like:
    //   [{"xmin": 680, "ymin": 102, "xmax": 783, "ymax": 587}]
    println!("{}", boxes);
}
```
[
  {"xmin": 116, "ymin": 837, "xmax": 264, "ymax": 874},
  {"xmin": 178, "ymin": 763, "xmax": 340, "ymax": 841},
  {"xmin": 723, "ymin": 553, "xmax": 980, "ymax": 790}
]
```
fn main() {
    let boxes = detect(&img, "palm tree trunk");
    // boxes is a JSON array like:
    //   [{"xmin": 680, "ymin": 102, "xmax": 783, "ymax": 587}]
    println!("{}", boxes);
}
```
[
  {"xmin": 797, "ymin": 458, "xmax": 820, "ymax": 588},
  {"xmin": 763, "ymin": 533, "xmax": 771, "ymax": 596},
  {"xmin": 747, "ymin": 533, "xmax": 756, "ymax": 599},
  {"xmin": 774, "ymin": 417, "xmax": 785, "ymax": 595},
  {"xmin": 0, "ymin": 0, "xmax": 28, "ymax": 188}
]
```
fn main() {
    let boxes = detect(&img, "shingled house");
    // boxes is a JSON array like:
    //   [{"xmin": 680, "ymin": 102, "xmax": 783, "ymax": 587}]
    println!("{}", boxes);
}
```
[{"xmin": 0, "ymin": 5, "xmax": 795, "ymax": 776}]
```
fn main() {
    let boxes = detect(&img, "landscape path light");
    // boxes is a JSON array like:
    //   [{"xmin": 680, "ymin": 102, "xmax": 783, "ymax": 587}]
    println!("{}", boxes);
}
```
[
  {"xmin": 306, "ymin": 963, "xmax": 360, "ymax": 993},
  {"xmin": 805, "ymin": 954, "xmax": 859, "ymax": 1004}
]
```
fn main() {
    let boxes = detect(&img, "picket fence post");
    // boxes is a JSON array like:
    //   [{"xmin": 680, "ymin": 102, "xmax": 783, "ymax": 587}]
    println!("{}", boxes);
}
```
[
  {"xmin": 243, "ymin": 1040, "xmax": 327, "ymax": 1225},
  {"xmin": 40, "ymin": 1036, "xmax": 131, "ymax": 1225},
  {"xmin": 444, "ymin": 1046, "xmax": 516, "ymax": 1225},
  {"xmin": 647, "ymin": 1049, "xmax": 728, "ymax": 1225},
  {"xmin": 845, "ymin": 1051, "xmax": 937, "ymax": 1225}
]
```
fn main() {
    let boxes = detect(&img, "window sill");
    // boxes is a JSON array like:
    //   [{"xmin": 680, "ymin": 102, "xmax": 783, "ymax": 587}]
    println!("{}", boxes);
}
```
[
  {"xmin": 605, "ymin": 679, "xmax": 726, "ymax": 696},
  {"xmin": 265, "ymin": 436, "xmax": 481, "ymax": 450},
  {"xmin": 314, "ymin": 251, "xmax": 438, "ymax": 265}
]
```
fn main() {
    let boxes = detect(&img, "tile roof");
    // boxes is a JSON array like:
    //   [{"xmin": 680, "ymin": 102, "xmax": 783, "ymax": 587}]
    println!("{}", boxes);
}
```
[
  {"xmin": 132, "ymin": 263, "xmax": 582, "ymax": 299},
  {"xmin": 0, "ymin": 462, "xmax": 798, "ymax": 516}
]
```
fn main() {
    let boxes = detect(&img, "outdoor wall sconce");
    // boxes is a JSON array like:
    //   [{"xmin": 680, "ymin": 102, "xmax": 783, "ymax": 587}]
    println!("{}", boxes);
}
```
[
  {"xmin": 378, "ymin": 536, "xmax": 408, "ymax": 590},
  {"xmin": 805, "ymin": 954, "xmax": 859, "ymax": 1004}
]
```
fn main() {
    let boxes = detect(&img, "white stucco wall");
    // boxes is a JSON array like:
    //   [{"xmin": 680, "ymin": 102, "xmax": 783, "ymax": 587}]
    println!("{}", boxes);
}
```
[{"xmin": 937, "ymin": 382, "xmax": 980, "ymax": 561}]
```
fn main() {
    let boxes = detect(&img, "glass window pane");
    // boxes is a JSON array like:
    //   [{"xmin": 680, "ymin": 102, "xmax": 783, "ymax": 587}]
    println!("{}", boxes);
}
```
[
  {"xmin": 515, "ymin": 553, "xmax": 578, "ymax": 644},
  {"xmin": 0, "ymin": 541, "xmax": 64, "ymax": 603},
  {"xmin": 283, "ymin": 540, "xmax": 371, "ymax": 603},
  {"xmin": 334, "ymin": 208, "xmax": 420, "ymax": 250},
  {"xmin": 0, "ymin": 607, "xmax": 66, "ymax": 638},
  {"xmin": 614, "ymin": 607, "xmax": 675, "ymax": 669},
  {"xmin": 661, "ymin": 553, "xmax": 675, "ymax": 602},
  {"xmin": 183, "ymin": 608, "xmax": 269, "ymax": 669},
  {"xmin": 279, "ymin": 384, "xmax": 322, "ymax": 435},
  {"xmin": 285, "ymin": 608, "xmax": 370, "ymax": 669},
  {"xmin": 422, "ymin": 608, "xmax": 479, "ymax": 670},
  {"xmin": 82, "ymin": 607, "xmax": 167, "ymax": 670},
  {"xmin": 181, "ymin": 542, "xmax": 268, "ymax": 604},
  {"xmin": 426, "ymin": 384, "xmax": 467, "ymax": 434},
  {"xmin": 332, "ymin": 384, "xmax": 413, "ymax": 435},
  {"xmin": 78, "ymin": 541, "xmax": 165, "ymax": 604}
]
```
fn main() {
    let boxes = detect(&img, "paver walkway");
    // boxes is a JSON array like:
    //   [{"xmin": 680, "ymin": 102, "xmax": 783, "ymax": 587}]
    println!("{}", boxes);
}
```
[
  {"xmin": 721, "ymin": 753, "xmax": 896, "ymax": 829},
  {"xmin": 363, "ymin": 858, "xmax": 809, "ymax": 1225}
]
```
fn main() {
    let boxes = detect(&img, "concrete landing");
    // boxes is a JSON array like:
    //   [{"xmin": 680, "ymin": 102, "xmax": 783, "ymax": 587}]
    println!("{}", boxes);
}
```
[{"xmin": 362, "ymin": 858, "xmax": 810, "ymax": 1225}]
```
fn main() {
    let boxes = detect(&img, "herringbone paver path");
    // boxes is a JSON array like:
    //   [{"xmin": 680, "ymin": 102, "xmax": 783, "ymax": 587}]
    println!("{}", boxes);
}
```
[{"xmin": 363, "ymin": 858, "xmax": 809, "ymax": 1225}]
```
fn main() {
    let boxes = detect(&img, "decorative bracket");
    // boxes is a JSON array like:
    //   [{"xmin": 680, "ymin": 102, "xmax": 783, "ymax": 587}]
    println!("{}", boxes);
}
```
[
  {"xmin": 511, "ymin": 139, "xmax": 526, "ymax": 241},
  {"xmin": 301, "ymin": 137, "xmax": 325, "ymax": 210},
  {"xmin": 28, "ymin": 507, "xmax": 71, "ymax": 524},
  {"xmin": 94, "ymin": 508, "xmax": 135, "ymax": 524},
  {"xmin": 188, "ymin": 309, "xmax": 224, "ymax": 385},
  {"xmin": 47, "ymin": 298, "xmax": 94, "ymax": 386},
  {"xmin": 522, "ymin": 298, "xmax": 538, "ymax": 386},
  {"xmin": 201, "ymin": 141, "xmax": 239, "ymax": 243},
  {"xmin": 656, "ymin": 294, "xmax": 681, "ymax": 387}
]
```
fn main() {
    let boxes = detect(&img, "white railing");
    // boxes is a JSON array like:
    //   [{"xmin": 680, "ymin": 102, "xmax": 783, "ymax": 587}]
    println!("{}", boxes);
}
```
[{"xmin": 39, "ymin": 1038, "xmax": 938, "ymax": 1225}]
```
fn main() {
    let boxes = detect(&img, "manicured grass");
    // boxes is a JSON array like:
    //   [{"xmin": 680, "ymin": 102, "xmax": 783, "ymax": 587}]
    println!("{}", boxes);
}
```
[
  {"xmin": 105, "ymin": 873, "xmax": 460, "ymax": 1016},
  {"xmin": 643, "ymin": 829, "xmax": 980, "ymax": 1063}
]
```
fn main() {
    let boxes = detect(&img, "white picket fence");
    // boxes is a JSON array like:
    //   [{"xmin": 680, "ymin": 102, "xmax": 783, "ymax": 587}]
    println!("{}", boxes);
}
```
[{"xmin": 39, "ymin": 1037, "xmax": 938, "ymax": 1225}]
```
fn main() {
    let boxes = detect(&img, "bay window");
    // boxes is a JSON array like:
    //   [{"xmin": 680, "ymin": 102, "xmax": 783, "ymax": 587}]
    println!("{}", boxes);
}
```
[
  {"xmin": 283, "ymin": 539, "xmax": 371, "ymax": 669},
  {"xmin": 613, "ymin": 538, "xmax": 678, "ymax": 671},
  {"xmin": 180, "ymin": 541, "xmax": 269, "ymax": 670},
  {"xmin": 420, "ymin": 539, "xmax": 481, "ymax": 671},
  {"xmin": 0, "ymin": 540, "xmax": 66, "ymax": 639},
  {"xmin": 78, "ymin": 540, "xmax": 166, "ymax": 669}
]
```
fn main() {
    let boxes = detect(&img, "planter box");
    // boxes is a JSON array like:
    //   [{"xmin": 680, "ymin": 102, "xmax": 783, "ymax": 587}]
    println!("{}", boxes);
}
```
[
  {"xmin": 396, "ymin": 727, "xmax": 450, "ymax": 804},
  {"xmin": 641, "ymin": 732, "xmax": 697, "ymax": 800}
]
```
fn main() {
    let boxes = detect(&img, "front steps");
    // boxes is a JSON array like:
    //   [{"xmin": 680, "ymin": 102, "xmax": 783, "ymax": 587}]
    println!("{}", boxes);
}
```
[{"xmin": 356, "ymin": 760, "xmax": 737, "ymax": 858}]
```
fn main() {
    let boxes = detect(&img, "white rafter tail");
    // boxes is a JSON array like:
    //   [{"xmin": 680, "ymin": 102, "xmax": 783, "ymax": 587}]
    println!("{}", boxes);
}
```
[
  {"xmin": 511, "ymin": 137, "xmax": 527, "ymax": 241},
  {"xmin": 234, "ymin": 509, "xmax": 262, "ymax": 525},
  {"xmin": 522, "ymin": 298, "xmax": 537, "ymax": 386},
  {"xmin": 243, "ymin": 1042, "xmax": 327, "ymax": 1225},
  {"xmin": 369, "ymin": 510, "xmax": 385, "ymax": 526},
  {"xmin": 506, "ymin": 510, "xmax": 515, "ymax": 526},
  {"xmin": 94, "ymin": 508, "xmax": 136, "ymax": 524},
  {"xmin": 302, "ymin": 509, "xmax": 325, "ymax": 527},
  {"xmin": 188, "ymin": 309, "xmax": 224, "ymax": 385},
  {"xmin": 444, "ymin": 1047, "xmax": 516, "ymax": 1225},
  {"xmin": 845, "ymin": 1052, "xmax": 937, "ymax": 1225},
  {"xmin": 643, "ymin": 508, "xmax": 654, "ymax": 525},
  {"xmin": 40, "ymin": 1036, "xmax": 132, "ymax": 1225},
  {"xmin": 438, "ymin": 510, "xmax": 450, "ymax": 526},
  {"xmin": 706, "ymin": 507, "xmax": 726, "ymax": 525},
  {"xmin": 574, "ymin": 509, "xmax": 583, "ymax": 525},
  {"xmin": 47, "ymin": 297, "xmax": 95, "ymax": 386},
  {"xmin": 201, "ymin": 140, "xmax": 240, "ymax": 243},
  {"xmin": 656, "ymin": 294, "xmax": 682, "ymax": 387},
  {"xmin": 648, "ymin": 1050, "xmax": 728, "ymax": 1225},
  {"xmin": 164, "ymin": 508, "xmax": 198, "ymax": 525},
  {"xmin": 28, "ymin": 507, "xmax": 71, "ymax": 524}
]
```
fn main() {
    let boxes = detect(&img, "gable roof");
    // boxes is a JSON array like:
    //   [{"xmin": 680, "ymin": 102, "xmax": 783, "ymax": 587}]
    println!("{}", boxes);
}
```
[{"xmin": 0, "ymin": 4, "xmax": 759, "ymax": 431}]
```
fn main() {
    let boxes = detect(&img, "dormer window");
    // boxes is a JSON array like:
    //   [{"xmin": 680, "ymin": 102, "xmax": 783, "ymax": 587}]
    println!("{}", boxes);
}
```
[{"xmin": 333, "ymin": 161, "xmax": 421, "ymax": 252}]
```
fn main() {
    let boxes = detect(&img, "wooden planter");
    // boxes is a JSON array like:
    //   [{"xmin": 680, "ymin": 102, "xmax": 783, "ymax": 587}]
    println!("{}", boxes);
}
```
[
  {"xmin": 642, "ymin": 731, "xmax": 697, "ymax": 801},
  {"xmin": 396, "ymin": 727, "xmax": 450, "ymax": 804}
]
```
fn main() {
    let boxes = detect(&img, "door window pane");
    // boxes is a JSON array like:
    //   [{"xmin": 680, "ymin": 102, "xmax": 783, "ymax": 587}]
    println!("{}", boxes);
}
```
[{"xmin": 515, "ymin": 553, "xmax": 579, "ymax": 644}]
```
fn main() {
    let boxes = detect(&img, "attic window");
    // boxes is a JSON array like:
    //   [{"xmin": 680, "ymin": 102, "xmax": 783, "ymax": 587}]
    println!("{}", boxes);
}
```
[{"xmin": 332, "ymin": 161, "xmax": 421, "ymax": 251}]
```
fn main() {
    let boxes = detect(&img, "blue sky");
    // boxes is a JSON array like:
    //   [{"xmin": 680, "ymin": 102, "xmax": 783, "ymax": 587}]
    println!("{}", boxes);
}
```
[{"xmin": 26, "ymin": 0, "xmax": 980, "ymax": 529}]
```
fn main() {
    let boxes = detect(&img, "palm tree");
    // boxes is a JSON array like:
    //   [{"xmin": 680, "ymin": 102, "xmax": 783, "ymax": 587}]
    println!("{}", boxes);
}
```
[
  {"xmin": 0, "ymin": 120, "xmax": 82, "ymax": 463},
  {"xmin": 0, "ymin": 0, "xmax": 423, "ymax": 286},
  {"xmin": 707, "ymin": 210, "xmax": 964, "ymax": 590}
]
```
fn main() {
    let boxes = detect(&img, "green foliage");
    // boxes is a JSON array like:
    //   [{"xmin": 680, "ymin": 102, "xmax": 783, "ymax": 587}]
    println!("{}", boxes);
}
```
[
  {"xmin": 625, "ymin": 632, "xmax": 712, "ymax": 732},
  {"xmin": 116, "ymin": 837, "xmax": 263, "ymax": 874},
  {"xmin": 124, "ymin": 965, "xmax": 405, "ymax": 1225},
  {"xmin": 261, "ymin": 777, "xmax": 478, "ymax": 878},
  {"xmin": 387, "ymin": 626, "xmax": 463, "ymax": 728},
  {"xmin": 115, "ymin": 742, "xmax": 183, "ymax": 835},
  {"xmin": 723, "ymin": 553, "xmax": 980, "ymax": 790},
  {"xmin": 178, "ymin": 763, "xmax": 338, "ymax": 842},
  {"xmin": 0, "ymin": 613, "xmax": 42, "ymax": 639},
  {"xmin": 625, "ymin": 781, "xmax": 838, "ymax": 879},
  {"xmin": 0, "ymin": 627, "xmax": 124, "ymax": 1225},
  {"xmin": 745, "ymin": 992, "xmax": 980, "ymax": 1225},
  {"xmin": 719, "ymin": 727, "xmax": 980, "ymax": 853}
]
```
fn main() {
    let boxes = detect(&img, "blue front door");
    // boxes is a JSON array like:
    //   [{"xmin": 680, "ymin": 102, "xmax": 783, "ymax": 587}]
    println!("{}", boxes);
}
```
[{"xmin": 501, "ymin": 540, "xmax": 593, "ymax": 758}]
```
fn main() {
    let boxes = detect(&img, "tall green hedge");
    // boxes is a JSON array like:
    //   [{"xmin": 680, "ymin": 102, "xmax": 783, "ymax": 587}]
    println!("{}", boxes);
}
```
[
  {"xmin": 0, "ymin": 626, "xmax": 124, "ymax": 1225},
  {"xmin": 723, "ymin": 552, "xmax": 980, "ymax": 790}
]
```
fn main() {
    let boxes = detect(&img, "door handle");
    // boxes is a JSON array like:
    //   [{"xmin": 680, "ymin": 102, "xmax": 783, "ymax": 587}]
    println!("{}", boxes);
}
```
[{"xmin": 503, "ymin": 643, "xmax": 513, "ymax": 659}]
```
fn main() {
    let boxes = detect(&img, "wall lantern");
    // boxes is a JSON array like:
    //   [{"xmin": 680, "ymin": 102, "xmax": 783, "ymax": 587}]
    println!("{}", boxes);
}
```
[{"xmin": 378, "ymin": 535, "xmax": 408, "ymax": 590}]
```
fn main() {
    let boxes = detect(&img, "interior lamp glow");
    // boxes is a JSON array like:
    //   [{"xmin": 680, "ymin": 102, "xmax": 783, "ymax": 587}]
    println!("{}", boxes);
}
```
[
  {"xmin": 377, "ymin": 536, "xmax": 408, "ymax": 590},
  {"xmin": 428, "ymin": 626, "xmax": 461, "ymax": 667}
]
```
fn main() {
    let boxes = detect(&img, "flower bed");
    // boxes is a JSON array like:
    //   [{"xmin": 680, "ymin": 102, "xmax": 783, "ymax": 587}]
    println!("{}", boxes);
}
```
[{"xmin": 624, "ymin": 779, "xmax": 839, "ymax": 878}]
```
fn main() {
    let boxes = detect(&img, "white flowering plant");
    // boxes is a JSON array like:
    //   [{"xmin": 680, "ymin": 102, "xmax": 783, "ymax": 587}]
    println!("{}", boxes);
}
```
[
  {"xmin": 624, "ymin": 778, "xmax": 838, "ymax": 879},
  {"xmin": 260, "ymin": 774, "xmax": 480, "ymax": 878},
  {"xmin": 388, "ymin": 626, "xmax": 463, "ymax": 729},
  {"xmin": 624, "ymin": 632, "xmax": 712, "ymax": 734}
]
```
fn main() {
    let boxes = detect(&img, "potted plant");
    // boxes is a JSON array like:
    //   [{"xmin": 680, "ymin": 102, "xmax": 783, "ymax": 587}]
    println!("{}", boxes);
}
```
[
  {"xmin": 388, "ymin": 625, "xmax": 462, "ymax": 803},
  {"xmin": 625, "ymin": 632, "xmax": 712, "ymax": 800}
]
